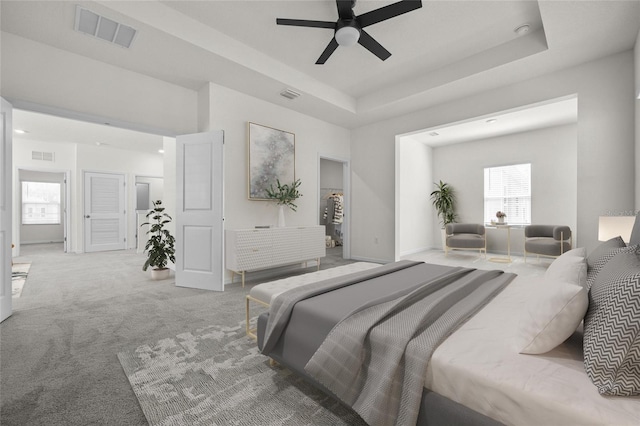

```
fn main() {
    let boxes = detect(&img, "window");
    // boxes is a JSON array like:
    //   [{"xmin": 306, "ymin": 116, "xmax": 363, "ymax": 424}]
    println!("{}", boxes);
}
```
[
  {"xmin": 22, "ymin": 181, "xmax": 61, "ymax": 225},
  {"xmin": 484, "ymin": 163, "xmax": 531, "ymax": 225}
]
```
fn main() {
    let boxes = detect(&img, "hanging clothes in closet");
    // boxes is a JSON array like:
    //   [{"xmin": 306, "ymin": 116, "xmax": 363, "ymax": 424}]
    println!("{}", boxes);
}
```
[{"xmin": 331, "ymin": 194, "xmax": 343, "ymax": 224}]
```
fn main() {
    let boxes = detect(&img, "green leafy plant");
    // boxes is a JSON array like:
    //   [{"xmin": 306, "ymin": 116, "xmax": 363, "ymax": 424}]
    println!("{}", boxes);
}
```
[
  {"xmin": 141, "ymin": 200, "xmax": 176, "ymax": 271},
  {"xmin": 430, "ymin": 180, "xmax": 457, "ymax": 226},
  {"xmin": 266, "ymin": 179, "xmax": 303, "ymax": 211}
]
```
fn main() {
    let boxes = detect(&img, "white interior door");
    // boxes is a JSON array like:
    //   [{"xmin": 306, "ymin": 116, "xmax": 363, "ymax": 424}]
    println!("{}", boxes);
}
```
[
  {"xmin": 176, "ymin": 131, "xmax": 224, "ymax": 291},
  {"xmin": 84, "ymin": 172, "xmax": 126, "ymax": 252},
  {"xmin": 1, "ymin": 98, "xmax": 13, "ymax": 323}
]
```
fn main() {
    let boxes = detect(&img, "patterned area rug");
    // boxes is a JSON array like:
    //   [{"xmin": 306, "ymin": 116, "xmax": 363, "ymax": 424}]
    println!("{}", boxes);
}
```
[
  {"xmin": 11, "ymin": 262, "xmax": 31, "ymax": 298},
  {"xmin": 118, "ymin": 320, "xmax": 366, "ymax": 426}
]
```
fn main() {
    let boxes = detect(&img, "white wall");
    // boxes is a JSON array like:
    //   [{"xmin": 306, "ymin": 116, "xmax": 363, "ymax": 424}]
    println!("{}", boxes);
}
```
[
  {"xmin": 352, "ymin": 50, "xmax": 635, "ymax": 261},
  {"xmin": 432, "ymin": 124, "xmax": 578, "ymax": 254},
  {"xmin": 18, "ymin": 170, "xmax": 66, "ymax": 244},
  {"xmin": 635, "ymin": 28, "xmax": 640, "ymax": 211},
  {"xmin": 1, "ymin": 33, "xmax": 198, "ymax": 136},
  {"xmin": 396, "ymin": 137, "xmax": 433, "ymax": 259},
  {"xmin": 203, "ymin": 83, "xmax": 352, "ymax": 231}
]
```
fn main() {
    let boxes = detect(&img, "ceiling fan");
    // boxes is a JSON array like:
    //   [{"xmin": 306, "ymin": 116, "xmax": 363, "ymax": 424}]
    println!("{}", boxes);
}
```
[{"xmin": 276, "ymin": 0, "xmax": 422, "ymax": 64}]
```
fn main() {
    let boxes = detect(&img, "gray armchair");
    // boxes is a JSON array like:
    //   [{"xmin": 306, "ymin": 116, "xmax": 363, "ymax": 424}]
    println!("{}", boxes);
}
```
[
  {"xmin": 524, "ymin": 225, "xmax": 572, "ymax": 262},
  {"xmin": 445, "ymin": 223, "xmax": 486, "ymax": 257}
]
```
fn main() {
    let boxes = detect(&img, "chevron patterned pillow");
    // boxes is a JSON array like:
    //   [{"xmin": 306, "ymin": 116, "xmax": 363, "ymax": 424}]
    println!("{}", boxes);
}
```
[
  {"xmin": 586, "ymin": 240, "xmax": 633, "ymax": 290},
  {"xmin": 584, "ymin": 248, "xmax": 640, "ymax": 396}
]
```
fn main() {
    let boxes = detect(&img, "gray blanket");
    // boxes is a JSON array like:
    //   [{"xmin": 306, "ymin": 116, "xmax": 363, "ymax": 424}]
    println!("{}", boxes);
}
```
[
  {"xmin": 306, "ymin": 268, "xmax": 514, "ymax": 426},
  {"xmin": 261, "ymin": 261, "xmax": 514, "ymax": 426},
  {"xmin": 261, "ymin": 260, "xmax": 422, "ymax": 355}
]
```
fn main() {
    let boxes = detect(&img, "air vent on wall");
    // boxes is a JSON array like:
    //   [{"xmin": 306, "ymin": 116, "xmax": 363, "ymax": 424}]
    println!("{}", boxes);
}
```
[
  {"xmin": 280, "ymin": 88, "xmax": 301, "ymax": 100},
  {"xmin": 32, "ymin": 151, "xmax": 55, "ymax": 162},
  {"xmin": 74, "ymin": 6, "xmax": 137, "ymax": 48}
]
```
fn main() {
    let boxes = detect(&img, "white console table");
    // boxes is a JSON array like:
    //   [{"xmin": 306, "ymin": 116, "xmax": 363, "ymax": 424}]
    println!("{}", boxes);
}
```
[{"xmin": 225, "ymin": 226, "xmax": 326, "ymax": 287}]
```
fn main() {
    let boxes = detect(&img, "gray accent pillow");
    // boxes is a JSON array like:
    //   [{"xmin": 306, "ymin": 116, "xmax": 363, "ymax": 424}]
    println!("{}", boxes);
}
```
[
  {"xmin": 629, "ymin": 214, "xmax": 640, "ymax": 246},
  {"xmin": 586, "ymin": 237, "xmax": 627, "ymax": 289},
  {"xmin": 583, "ymin": 248, "xmax": 640, "ymax": 396}
]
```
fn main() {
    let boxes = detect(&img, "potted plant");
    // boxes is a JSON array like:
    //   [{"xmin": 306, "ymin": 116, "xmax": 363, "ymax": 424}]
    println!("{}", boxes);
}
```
[
  {"xmin": 430, "ymin": 180, "xmax": 457, "ymax": 249},
  {"xmin": 141, "ymin": 200, "xmax": 176, "ymax": 280},
  {"xmin": 496, "ymin": 211, "xmax": 507, "ymax": 224},
  {"xmin": 266, "ymin": 178, "xmax": 302, "ymax": 227}
]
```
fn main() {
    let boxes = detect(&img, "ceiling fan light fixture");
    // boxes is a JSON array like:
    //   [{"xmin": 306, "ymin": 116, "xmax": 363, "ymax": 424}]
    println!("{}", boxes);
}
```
[{"xmin": 335, "ymin": 26, "xmax": 360, "ymax": 46}]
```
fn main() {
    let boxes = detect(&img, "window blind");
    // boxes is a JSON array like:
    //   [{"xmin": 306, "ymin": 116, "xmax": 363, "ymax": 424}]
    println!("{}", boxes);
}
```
[
  {"xmin": 22, "ymin": 182, "xmax": 61, "ymax": 225},
  {"xmin": 484, "ymin": 163, "xmax": 531, "ymax": 225}
]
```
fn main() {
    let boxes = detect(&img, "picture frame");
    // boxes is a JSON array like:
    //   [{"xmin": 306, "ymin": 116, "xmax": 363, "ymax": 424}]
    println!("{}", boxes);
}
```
[{"xmin": 247, "ymin": 122, "xmax": 295, "ymax": 200}]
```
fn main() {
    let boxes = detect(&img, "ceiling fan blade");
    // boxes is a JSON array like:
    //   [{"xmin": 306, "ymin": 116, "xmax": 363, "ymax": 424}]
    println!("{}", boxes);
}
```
[
  {"xmin": 336, "ymin": 0, "xmax": 355, "ymax": 21},
  {"xmin": 316, "ymin": 38, "xmax": 339, "ymax": 64},
  {"xmin": 356, "ymin": 0, "xmax": 422, "ymax": 28},
  {"xmin": 276, "ymin": 18, "xmax": 335, "ymax": 29},
  {"xmin": 358, "ymin": 30, "xmax": 391, "ymax": 61}
]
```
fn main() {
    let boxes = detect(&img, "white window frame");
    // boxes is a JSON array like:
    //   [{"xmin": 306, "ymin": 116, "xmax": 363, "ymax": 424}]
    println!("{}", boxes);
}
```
[
  {"xmin": 484, "ymin": 163, "xmax": 531, "ymax": 226},
  {"xmin": 21, "ymin": 181, "xmax": 62, "ymax": 225}
]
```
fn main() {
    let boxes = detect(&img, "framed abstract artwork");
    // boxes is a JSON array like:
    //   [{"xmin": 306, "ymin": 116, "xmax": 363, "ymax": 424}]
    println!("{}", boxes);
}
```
[{"xmin": 247, "ymin": 122, "xmax": 295, "ymax": 200}]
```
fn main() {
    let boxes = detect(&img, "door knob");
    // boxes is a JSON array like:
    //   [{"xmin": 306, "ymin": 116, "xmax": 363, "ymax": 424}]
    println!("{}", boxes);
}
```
[{"xmin": 85, "ymin": 215, "xmax": 90, "ymax": 218}]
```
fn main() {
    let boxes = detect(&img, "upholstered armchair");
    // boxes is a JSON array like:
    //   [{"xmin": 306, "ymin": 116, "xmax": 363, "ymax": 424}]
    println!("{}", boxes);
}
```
[
  {"xmin": 445, "ymin": 223, "xmax": 486, "ymax": 257},
  {"xmin": 524, "ymin": 225, "xmax": 572, "ymax": 262}
]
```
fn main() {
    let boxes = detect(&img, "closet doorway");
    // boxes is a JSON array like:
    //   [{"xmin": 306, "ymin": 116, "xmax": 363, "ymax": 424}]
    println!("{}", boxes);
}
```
[{"xmin": 318, "ymin": 156, "xmax": 350, "ymax": 260}]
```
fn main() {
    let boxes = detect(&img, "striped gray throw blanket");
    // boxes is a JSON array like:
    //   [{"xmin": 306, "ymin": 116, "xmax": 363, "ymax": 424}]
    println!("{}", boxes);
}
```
[{"xmin": 263, "ymin": 262, "xmax": 515, "ymax": 426}]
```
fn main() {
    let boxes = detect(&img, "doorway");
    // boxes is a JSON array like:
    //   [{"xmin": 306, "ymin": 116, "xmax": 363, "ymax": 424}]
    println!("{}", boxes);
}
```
[
  {"xmin": 318, "ymin": 156, "xmax": 350, "ymax": 260},
  {"xmin": 17, "ymin": 169, "xmax": 70, "ymax": 254},
  {"xmin": 134, "ymin": 175, "xmax": 164, "ymax": 253}
]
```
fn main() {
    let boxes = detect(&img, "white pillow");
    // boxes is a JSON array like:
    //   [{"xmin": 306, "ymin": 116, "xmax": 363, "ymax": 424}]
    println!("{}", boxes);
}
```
[
  {"xmin": 544, "ymin": 247, "xmax": 587, "ymax": 287},
  {"xmin": 516, "ymin": 279, "xmax": 588, "ymax": 354}
]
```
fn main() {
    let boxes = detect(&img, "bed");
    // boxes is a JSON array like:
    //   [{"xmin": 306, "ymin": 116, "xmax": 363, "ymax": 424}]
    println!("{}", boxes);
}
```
[{"xmin": 256, "ymin": 229, "xmax": 640, "ymax": 425}]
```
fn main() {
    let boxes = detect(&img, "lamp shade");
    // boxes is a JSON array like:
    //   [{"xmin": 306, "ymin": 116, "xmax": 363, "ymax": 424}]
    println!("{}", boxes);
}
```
[{"xmin": 598, "ymin": 216, "xmax": 636, "ymax": 243}]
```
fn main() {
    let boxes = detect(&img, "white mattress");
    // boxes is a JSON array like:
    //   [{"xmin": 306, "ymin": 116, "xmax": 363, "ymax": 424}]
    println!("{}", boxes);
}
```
[
  {"xmin": 249, "ymin": 262, "xmax": 380, "ymax": 304},
  {"xmin": 425, "ymin": 275, "xmax": 640, "ymax": 426}
]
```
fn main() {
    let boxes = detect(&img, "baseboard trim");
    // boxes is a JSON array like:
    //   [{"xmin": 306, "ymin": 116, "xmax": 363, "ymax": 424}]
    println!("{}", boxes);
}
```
[{"xmin": 349, "ymin": 255, "xmax": 390, "ymax": 264}]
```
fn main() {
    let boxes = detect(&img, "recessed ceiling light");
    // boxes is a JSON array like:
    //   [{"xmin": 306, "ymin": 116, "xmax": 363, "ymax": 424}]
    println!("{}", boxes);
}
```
[
  {"xmin": 95, "ymin": 142, "xmax": 102, "ymax": 146},
  {"xmin": 158, "ymin": 149, "xmax": 165, "ymax": 154},
  {"xmin": 428, "ymin": 132, "xmax": 439, "ymax": 136},
  {"xmin": 514, "ymin": 24, "xmax": 530, "ymax": 36},
  {"xmin": 14, "ymin": 129, "xmax": 27, "ymax": 134},
  {"xmin": 486, "ymin": 118, "xmax": 498, "ymax": 124}
]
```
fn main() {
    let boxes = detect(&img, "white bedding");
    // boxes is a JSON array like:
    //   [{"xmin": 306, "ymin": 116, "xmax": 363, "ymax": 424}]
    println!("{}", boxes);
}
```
[{"xmin": 426, "ymin": 275, "xmax": 640, "ymax": 426}]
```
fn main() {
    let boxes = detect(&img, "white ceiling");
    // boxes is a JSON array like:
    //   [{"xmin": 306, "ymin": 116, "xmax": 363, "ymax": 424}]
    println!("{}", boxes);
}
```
[
  {"xmin": 406, "ymin": 96, "xmax": 578, "ymax": 146},
  {"xmin": 1, "ymin": 1, "xmax": 639, "ymax": 149},
  {"xmin": 12, "ymin": 109, "xmax": 165, "ymax": 155}
]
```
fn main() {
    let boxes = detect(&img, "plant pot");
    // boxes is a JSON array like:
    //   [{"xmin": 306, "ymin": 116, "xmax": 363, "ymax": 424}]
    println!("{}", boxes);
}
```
[
  {"xmin": 498, "ymin": 217, "xmax": 505, "ymax": 224},
  {"xmin": 278, "ymin": 205, "xmax": 286, "ymax": 227},
  {"xmin": 441, "ymin": 228, "xmax": 447, "ymax": 252},
  {"xmin": 151, "ymin": 268, "xmax": 170, "ymax": 280}
]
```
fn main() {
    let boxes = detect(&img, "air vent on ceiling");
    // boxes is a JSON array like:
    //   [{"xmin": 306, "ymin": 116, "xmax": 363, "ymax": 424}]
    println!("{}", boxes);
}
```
[
  {"xmin": 280, "ymin": 88, "xmax": 301, "ymax": 100},
  {"xmin": 32, "ymin": 151, "xmax": 55, "ymax": 162},
  {"xmin": 74, "ymin": 6, "xmax": 137, "ymax": 48}
]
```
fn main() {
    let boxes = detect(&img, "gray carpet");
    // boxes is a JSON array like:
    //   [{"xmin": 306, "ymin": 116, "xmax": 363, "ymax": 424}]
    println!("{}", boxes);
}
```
[{"xmin": 0, "ymin": 244, "xmax": 353, "ymax": 426}]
